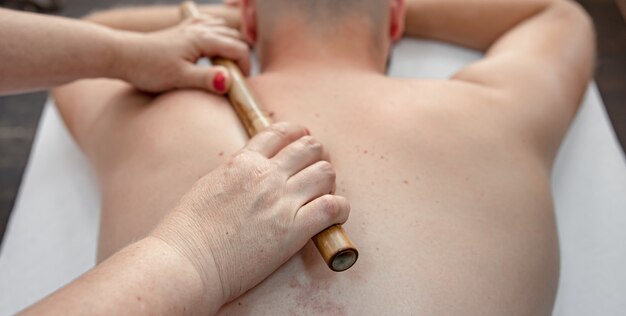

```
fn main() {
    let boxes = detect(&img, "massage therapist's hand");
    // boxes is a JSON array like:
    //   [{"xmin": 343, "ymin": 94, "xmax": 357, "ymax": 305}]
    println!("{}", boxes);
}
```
[
  {"xmin": 21, "ymin": 122, "xmax": 348, "ymax": 316},
  {"xmin": 152, "ymin": 122, "xmax": 350, "ymax": 309},
  {"xmin": 0, "ymin": 8, "xmax": 250, "ymax": 95},
  {"xmin": 112, "ymin": 14, "xmax": 251, "ymax": 93}
]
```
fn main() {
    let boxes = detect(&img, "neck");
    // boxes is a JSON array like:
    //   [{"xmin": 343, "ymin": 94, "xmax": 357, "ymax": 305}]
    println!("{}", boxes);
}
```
[{"xmin": 257, "ymin": 19, "xmax": 388, "ymax": 75}]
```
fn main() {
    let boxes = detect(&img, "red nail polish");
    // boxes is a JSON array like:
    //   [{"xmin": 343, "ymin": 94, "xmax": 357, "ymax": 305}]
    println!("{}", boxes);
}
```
[{"xmin": 213, "ymin": 72, "xmax": 226, "ymax": 92}]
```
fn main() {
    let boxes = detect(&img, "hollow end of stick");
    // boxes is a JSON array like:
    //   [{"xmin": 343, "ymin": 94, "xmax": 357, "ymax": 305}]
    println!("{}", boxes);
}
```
[
  {"xmin": 312, "ymin": 224, "xmax": 358, "ymax": 272},
  {"xmin": 330, "ymin": 249, "xmax": 359, "ymax": 272}
]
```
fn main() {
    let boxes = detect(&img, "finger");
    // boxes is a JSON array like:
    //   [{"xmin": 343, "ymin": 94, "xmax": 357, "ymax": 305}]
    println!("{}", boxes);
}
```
[
  {"xmin": 293, "ymin": 195, "xmax": 350, "ymax": 240},
  {"xmin": 200, "ymin": 17, "xmax": 227, "ymax": 26},
  {"xmin": 198, "ymin": 35, "xmax": 251, "ymax": 76},
  {"xmin": 272, "ymin": 135, "xmax": 324, "ymax": 176},
  {"xmin": 178, "ymin": 65, "xmax": 231, "ymax": 94},
  {"xmin": 244, "ymin": 123, "xmax": 310, "ymax": 158},
  {"xmin": 214, "ymin": 36, "xmax": 251, "ymax": 76},
  {"xmin": 184, "ymin": 14, "xmax": 226, "ymax": 26},
  {"xmin": 287, "ymin": 160, "xmax": 336, "ymax": 207},
  {"xmin": 205, "ymin": 25, "xmax": 242, "ymax": 40}
]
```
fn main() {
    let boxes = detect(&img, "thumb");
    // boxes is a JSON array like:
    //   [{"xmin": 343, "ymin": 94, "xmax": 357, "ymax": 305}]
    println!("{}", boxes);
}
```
[{"xmin": 179, "ymin": 65, "xmax": 231, "ymax": 94}]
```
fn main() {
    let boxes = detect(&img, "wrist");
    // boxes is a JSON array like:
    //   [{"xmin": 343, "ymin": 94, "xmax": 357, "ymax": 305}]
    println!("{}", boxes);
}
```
[
  {"xmin": 105, "ymin": 29, "xmax": 139, "ymax": 82},
  {"xmin": 149, "ymin": 213, "xmax": 227, "ymax": 308},
  {"xmin": 141, "ymin": 235, "xmax": 223, "ymax": 315}
]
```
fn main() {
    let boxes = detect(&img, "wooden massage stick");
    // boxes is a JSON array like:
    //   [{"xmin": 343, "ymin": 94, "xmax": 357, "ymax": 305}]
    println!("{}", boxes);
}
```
[{"xmin": 179, "ymin": 1, "xmax": 358, "ymax": 272}]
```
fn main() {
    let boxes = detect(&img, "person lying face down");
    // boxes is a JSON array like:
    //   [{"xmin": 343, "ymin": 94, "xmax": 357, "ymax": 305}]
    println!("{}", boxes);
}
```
[{"xmin": 46, "ymin": 0, "xmax": 594, "ymax": 314}]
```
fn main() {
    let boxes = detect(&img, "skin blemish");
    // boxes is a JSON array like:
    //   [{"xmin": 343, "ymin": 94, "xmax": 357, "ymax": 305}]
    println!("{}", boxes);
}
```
[
  {"xmin": 289, "ymin": 276, "xmax": 302, "ymax": 289},
  {"xmin": 136, "ymin": 296, "xmax": 141, "ymax": 301},
  {"xmin": 403, "ymin": 180, "xmax": 409, "ymax": 185},
  {"xmin": 314, "ymin": 113, "xmax": 320, "ymax": 118},
  {"xmin": 268, "ymin": 111, "xmax": 275, "ymax": 118},
  {"xmin": 380, "ymin": 155, "xmax": 385, "ymax": 160},
  {"xmin": 218, "ymin": 151, "xmax": 224, "ymax": 157},
  {"xmin": 363, "ymin": 150, "xmax": 368, "ymax": 154}
]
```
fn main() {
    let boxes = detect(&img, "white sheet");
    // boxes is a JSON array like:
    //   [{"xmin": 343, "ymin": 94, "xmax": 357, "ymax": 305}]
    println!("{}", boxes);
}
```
[{"xmin": 1, "ymin": 38, "xmax": 625, "ymax": 315}]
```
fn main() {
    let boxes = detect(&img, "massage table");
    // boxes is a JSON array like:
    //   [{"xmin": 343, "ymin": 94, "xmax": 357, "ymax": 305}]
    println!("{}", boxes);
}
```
[{"xmin": 1, "ymin": 38, "xmax": 625, "ymax": 315}]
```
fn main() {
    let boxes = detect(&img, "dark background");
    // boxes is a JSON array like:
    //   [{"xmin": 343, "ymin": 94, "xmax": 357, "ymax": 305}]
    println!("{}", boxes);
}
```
[{"xmin": 1, "ymin": 0, "xmax": 625, "ymax": 246}]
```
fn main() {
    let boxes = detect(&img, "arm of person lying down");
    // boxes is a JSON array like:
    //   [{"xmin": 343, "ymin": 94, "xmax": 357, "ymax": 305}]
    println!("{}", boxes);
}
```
[
  {"xmin": 0, "ymin": 7, "xmax": 248, "ymax": 95},
  {"xmin": 404, "ymin": 0, "xmax": 595, "ymax": 158},
  {"xmin": 84, "ymin": 4, "xmax": 240, "ymax": 32},
  {"xmin": 21, "ymin": 123, "xmax": 350, "ymax": 316}
]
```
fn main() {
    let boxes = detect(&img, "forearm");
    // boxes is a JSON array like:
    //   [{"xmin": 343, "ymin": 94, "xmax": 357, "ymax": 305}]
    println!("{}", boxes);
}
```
[
  {"xmin": 404, "ymin": 0, "xmax": 554, "ymax": 51},
  {"xmin": 85, "ymin": 4, "xmax": 240, "ymax": 32},
  {"xmin": 21, "ymin": 237, "xmax": 222, "ymax": 316},
  {"xmin": 0, "ymin": 8, "xmax": 121, "ymax": 94}
]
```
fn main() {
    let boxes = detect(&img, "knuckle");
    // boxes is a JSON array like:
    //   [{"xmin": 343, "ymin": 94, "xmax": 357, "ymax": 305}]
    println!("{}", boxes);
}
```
[
  {"xmin": 317, "ymin": 161, "xmax": 336, "ymax": 178},
  {"xmin": 252, "ymin": 164, "xmax": 271, "ymax": 182},
  {"xmin": 267, "ymin": 123, "xmax": 289, "ymax": 139},
  {"xmin": 190, "ymin": 17, "xmax": 204, "ymax": 24},
  {"xmin": 318, "ymin": 195, "xmax": 340, "ymax": 220},
  {"xmin": 231, "ymin": 150, "xmax": 248, "ymax": 163},
  {"xmin": 301, "ymin": 136, "xmax": 322, "ymax": 151},
  {"xmin": 234, "ymin": 41, "xmax": 249, "ymax": 52},
  {"xmin": 231, "ymin": 150, "xmax": 259, "ymax": 170}
]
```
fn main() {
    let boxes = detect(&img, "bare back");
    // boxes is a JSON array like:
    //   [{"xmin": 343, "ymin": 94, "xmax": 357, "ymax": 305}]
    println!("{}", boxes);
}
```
[
  {"xmin": 52, "ymin": 1, "xmax": 595, "ymax": 313},
  {"xmin": 55, "ymin": 70, "xmax": 559, "ymax": 314}
]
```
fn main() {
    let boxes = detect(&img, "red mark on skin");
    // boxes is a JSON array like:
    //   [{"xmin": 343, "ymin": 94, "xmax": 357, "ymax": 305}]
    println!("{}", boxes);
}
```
[
  {"xmin": 289, "ymin": 276, "xmax": 301, "ymax": 289},
  {"xmin": 268, "ymin": 111, "xmax": 275, "ymax": 118},
  {"xmin": 314, "ymin": 113, "xmax": 320, "ymax": 118},
  {"xmin": 213, "ymin": 72, "xmax": 226, "ymax": 92},
  {"xmin": 218, "ymin": 151, "xmax": 224, "ymax": 157},
  {"xmin": 293, "ymin": 278, "xmax": 346, "ymax": 315}
]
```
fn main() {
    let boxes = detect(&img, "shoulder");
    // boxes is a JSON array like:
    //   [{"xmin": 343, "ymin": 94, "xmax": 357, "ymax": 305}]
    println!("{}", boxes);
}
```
[{"xmin": 388, "ymin": 78, "xmax": 565, "ymax": 163}]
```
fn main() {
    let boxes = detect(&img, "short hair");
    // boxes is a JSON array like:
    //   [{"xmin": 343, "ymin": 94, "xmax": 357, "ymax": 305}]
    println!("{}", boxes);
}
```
[{"xmin": 256, "ymin": 0, "xmax": 389, "ymax": 40}]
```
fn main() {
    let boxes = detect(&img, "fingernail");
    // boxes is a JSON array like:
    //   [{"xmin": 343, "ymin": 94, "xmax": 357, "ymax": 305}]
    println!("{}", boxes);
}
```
[{"xmin": 213, "ymin": 72, "xmax": 226, "ymax": 92}]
